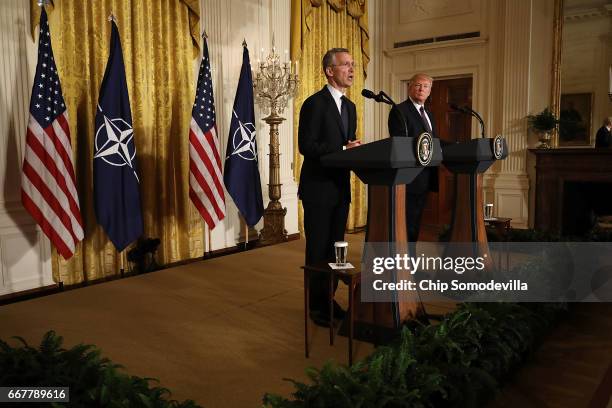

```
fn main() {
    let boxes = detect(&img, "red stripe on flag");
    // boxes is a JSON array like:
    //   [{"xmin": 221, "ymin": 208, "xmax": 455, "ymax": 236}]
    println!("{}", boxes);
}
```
[
  {"xmin": 189, "ymin": 158, "xmax": 225, "ymax": 220},
  {"xmin": 21, "ymin": 189, "xmax": 73, "ymax": 259},
  {"xmin": 189, "ymin": 188, "xmax": 215, "ymax": 229},
  {"xmin": 22, "ymin": 160, "xmax": 78, "ymax": 244},
  {"xmin": 205, "ymin": 126, "xmax": 223, "ymax": 168},
  {"xmin": 189, "ymin": 128, "xmax": 225, "ymax": 198},
  {"xmin": 54, "ymin": 113, "xmax": 78, "ymax": 186},
  {"xmin": 26, "ymin": 127, "xmax": 83, "ymax": 229}
]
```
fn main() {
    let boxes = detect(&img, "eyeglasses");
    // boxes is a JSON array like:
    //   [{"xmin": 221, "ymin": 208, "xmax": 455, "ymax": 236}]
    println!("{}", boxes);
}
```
[{"xmin": 333, "ymin": 61, "xmax": 356, "ymax": 69}]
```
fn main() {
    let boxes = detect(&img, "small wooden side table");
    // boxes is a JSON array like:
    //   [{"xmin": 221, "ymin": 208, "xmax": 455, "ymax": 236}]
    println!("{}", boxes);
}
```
[
  {"xmin": 302, "ymin": 262, "xmax": 361, "ymax": 366},
  {"xmin": 485, "ymin": 217, "xmax": 512, "ymax": 240},
  {"xmin": 485, "ymin": 217, "xmax": 512, "ymax": 270}
]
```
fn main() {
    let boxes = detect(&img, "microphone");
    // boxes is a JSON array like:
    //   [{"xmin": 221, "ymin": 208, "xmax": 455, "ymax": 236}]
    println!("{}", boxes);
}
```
[
  {"xmin": 361, "ymin": 88, "xmax": 377, "ymax": 99},
  {"xmin": 363, "ymin": 89, "xmax": 408, "ymax": 137},
  {"xmin": 361, "ymin": 89, "xmax": 387, "ymax": 104},
  {"xmin": 449, "ymin": 103, "xmax": 486, "ymax": 138}
]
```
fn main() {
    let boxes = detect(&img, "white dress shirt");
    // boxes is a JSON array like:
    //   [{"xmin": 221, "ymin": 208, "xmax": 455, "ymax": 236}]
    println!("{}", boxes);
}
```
[
  {"xmin": 326, "ymin": 84, "xmax": 345, "ymax": 115},
  {"xmin": 410, "ymin": 97, "xmax": 433, "ymax": 132}
]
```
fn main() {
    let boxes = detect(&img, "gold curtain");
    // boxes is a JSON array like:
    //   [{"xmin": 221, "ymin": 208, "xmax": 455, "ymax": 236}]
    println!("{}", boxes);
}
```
[
  {"xmin": 290, "ymin": 0, "xmax": 369, "ymax": 232},
  {"xmin": 30, "ymin": 0, "xmax": 204, "ymax": 285}
]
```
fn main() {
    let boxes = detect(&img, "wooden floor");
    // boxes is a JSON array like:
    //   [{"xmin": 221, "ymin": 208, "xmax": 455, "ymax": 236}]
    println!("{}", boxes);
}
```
[
  {"xmin": 489, "ymin": 303, "xmax": 612, "ymax": 408},
  {"xmin": 0, "ymin": 234, "xmax": 611, "ymax": 407}
]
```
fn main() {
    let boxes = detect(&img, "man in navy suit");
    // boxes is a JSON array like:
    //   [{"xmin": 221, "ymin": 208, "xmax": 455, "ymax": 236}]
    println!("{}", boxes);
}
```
[
  {"xmin": 298, "ymin": 48, "xmax": 361, "ymax": 325},
  {"xmin": 388, "ymin": 73, "xmax": 439, "ymax": 243}
]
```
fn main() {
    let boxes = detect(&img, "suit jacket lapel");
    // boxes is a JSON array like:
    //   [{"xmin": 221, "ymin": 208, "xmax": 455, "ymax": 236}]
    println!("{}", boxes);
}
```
[
  {"xmin": 406, "ymin": 101, "xmax": 434, "ymax": 135},
  {"xmin": 321, "ymin": 86, "xmax": 346, "ymax": 138}
]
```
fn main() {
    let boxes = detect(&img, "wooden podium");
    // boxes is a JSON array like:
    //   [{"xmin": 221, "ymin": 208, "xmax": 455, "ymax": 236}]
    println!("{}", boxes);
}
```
[
  {"xmin": 321, "ymin": 136, "xmax": 442, "ymax": 332},
  {"xmin": 442, "ymin": 137, "xmax": 508, "ymax": 245}
]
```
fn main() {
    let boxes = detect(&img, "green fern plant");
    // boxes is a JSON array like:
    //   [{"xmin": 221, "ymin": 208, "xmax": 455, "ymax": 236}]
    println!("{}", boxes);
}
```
[
  {"xmin": 0, "ymin": 331, "xmax": 200, "ymax": 408},
  {"xmin": 264, "ymin": 302, "xmax": 565, "ymax": 408}
]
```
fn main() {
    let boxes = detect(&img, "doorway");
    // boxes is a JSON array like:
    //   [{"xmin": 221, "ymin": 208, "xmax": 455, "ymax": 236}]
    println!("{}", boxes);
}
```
[{"xmin": 419, "ymin": 76, "xmax": 473, "ymax": 233}]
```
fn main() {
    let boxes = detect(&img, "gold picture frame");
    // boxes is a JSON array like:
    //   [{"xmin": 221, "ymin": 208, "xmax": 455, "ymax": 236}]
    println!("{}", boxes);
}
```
[{"xmin": 559, "ymin": 93, "xmax": 593, "ymax": 146}]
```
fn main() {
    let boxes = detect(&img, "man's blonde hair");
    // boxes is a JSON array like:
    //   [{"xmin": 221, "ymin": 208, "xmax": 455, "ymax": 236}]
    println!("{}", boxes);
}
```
[{"xmin": 409, "ymin": 73, "xmax": 433, "ymax": 84}]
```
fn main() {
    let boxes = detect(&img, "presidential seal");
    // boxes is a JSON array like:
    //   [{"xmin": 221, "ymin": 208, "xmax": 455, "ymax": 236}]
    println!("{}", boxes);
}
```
[
  {"xmin": 492, "ymin": 134, "xmax": 505, "ymax": 160},
  {"xmin": 416, "ymin": 132, "xmax": 433, "ymax": 166}
]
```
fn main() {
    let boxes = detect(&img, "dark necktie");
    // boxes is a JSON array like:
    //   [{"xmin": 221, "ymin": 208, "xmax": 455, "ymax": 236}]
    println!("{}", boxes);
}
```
[
  {"xmin": 341, "ymin": 96, "xmax": 349, "ymax": 142},
  {"xmin": 419, "ymin": 106, "xmax": 432, "ymax": 134}
]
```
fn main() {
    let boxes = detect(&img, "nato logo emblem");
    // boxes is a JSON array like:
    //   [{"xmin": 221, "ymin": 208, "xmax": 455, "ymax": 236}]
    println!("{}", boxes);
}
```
[
  {"xmin": 416, "ymin": 132, "xmax": 433, "ymax": 166},
  {"xmin": 94, "ymin": 108, "xmax": 139, "ymax": 182},
  {"xmin": 228, "ymin": 110, "xmax": 258, "ymax": 161}
]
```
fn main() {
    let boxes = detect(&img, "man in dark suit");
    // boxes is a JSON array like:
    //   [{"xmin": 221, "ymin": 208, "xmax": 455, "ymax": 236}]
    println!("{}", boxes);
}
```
[
  {"xmin": 388, "ymin": 73, "xmax": 439, "ymax": 243},
  {"xmin": 298, "ymin": 48, "xmax": 361, "ymax": 326},
  {"xmin": 595, "ymin": 117, "xmax": 612, "ymax": 148}
]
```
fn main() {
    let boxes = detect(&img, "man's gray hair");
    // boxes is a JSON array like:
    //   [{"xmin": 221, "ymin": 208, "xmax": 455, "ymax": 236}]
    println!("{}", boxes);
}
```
[
  {"xmin": 322, "ymin": 48, "xmax": 350, "ymax": 74},
  {"xmin": 604, "ymin": 116, "xmax": 612, "ymax": 127}
]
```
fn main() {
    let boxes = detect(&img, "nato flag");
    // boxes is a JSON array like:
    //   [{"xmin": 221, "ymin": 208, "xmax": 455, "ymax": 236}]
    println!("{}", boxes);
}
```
[
  {"xmin": 94, "ymin": 20, "xmax": 143, "ymax": 251},
  {"xmin": 223, "ymin": 44, "xmax": 264, "ymax": 227}
]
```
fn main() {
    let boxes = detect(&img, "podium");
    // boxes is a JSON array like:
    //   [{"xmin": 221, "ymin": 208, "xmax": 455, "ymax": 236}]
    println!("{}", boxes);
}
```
[
  {"xmin": 442, "ymin": 137, "xmax": 508, "ymax": 244},
  {"xmin": 321, "ymin": 136, "xmax": 442, "ymax": 331}
]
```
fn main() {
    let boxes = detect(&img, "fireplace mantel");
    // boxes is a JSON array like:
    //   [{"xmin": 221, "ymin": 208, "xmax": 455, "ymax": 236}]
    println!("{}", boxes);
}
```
[{"xmin": 529, "ymin": 148, "xmax": 612, "ymax": 233}]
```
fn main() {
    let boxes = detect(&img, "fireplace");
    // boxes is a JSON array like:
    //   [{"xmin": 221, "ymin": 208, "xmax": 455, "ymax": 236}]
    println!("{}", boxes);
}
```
[
  {"xmin": 530, "ymin": 148, "xmax": 612, "ymax": 234},
  {"xmin": 562, "ymin": 181, "xmax": 612, "ymax": 236}
]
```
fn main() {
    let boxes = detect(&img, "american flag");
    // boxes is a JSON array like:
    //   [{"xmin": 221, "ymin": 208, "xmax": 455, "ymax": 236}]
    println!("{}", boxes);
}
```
[
  {"xmin": 189, "ymin": 37, "xmax": 226, "ymax": 228},
  {"xmin": 21, "ymin": 8, "xmax": 83, "ymax": 259}
]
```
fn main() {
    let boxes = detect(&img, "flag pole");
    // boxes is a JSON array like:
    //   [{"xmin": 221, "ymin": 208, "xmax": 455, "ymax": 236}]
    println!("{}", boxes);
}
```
[
  {"xmin": 202, "ymin": 28, "xmax": 212, "ymax": 259},
  {"xmin": 207, "ymin": 224, "xmax": 212, "ymax": 256},
  {"xmin": 244, "ymin": 220, "xmax": 248, "ymax": 249},
  {"xmin": 242, "ymin": 38, "xmax": 251, "ymax": 250},
  {"xmin": 119, "ymin": 250, "xmax": 125, "ymax": 277}
]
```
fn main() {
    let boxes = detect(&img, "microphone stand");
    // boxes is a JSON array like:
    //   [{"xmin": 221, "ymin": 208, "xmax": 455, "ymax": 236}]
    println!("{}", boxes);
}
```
[
  {"xmin": 380, "ymin": 91, "xmax": 409, "ymax": 138},
  {"xmin": 450, "ymin": 104, "xmax": 486, "ymax": 138},
  {"xmin": 466, "ymin": 108, "xmax": 486, "ymax": 139}
]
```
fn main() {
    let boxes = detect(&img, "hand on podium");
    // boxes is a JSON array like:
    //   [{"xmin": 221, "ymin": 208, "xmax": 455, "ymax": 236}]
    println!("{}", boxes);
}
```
[{"xmin": 346, "ymin": 140, "xmax": 361, "ymax": 149}]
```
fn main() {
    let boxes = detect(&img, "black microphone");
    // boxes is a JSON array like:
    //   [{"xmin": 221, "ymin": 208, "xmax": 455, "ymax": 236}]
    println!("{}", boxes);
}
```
[
  {"xmin": 361, "ymin": 89, "xmax": 377, "ymax": 99},
  {"xmin": 449, "ymin": 103, "xmax": 486, "ymax": 138},
  {"xmin": 361, "ymin": 89, "xmax": 387, "ymax": 104},
  {"xmin": 362, "ymin": 89, "xmax": 409, "ymax": 138}
]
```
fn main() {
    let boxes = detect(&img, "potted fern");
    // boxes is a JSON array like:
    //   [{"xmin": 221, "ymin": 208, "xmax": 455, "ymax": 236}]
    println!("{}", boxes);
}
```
[{"xmin": 527, "ymin": 108, "xmax": 558, "ymax": 149}]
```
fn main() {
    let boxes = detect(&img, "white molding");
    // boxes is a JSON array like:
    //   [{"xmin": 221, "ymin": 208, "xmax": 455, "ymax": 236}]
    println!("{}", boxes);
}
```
[
  {"xmin": 564, "ymin": 4, "xmax": 612, "ymax": 21},
  {"xmin": 384, "ymin": 36, "xmax": 488, "ymax": 57},
  {"xmin": 484, "ymin": 173, "xmax": 529, "ymax": 228}
]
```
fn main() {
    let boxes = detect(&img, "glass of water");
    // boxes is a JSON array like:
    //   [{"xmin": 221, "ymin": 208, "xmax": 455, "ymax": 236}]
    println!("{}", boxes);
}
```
[
  {"xmin": 334, "ymin": 241, "xmax": 348, "ymax": 266},
  {"xmin": 484, "ymin": 203, "xmax": 494, "ymax": 219}
]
